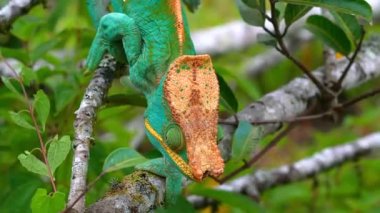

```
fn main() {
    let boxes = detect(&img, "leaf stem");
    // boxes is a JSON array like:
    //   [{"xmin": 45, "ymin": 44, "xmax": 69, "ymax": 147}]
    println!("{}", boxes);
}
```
[
  {"xmin": 267, "ymin": 0, "xmax": 333, "ymax": 97},
  {"xmin": 220, "ymin": 124, "xmax": 295, "ymax": 183},
  {"xmin": 1, "ymin": 58, "xmax": 57, "ymax": 192},
  {"xmin": 337, "ymin": 29, "xmax": 366, "ymax": 88}
]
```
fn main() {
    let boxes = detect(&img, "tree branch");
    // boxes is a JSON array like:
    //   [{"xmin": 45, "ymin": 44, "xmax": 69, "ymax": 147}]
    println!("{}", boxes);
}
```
[
  {"xmin": 190, "ymin": 132, "xmax": 380, "ymax": 208},
  {"xmin": 218, "ymin": 36, "xmax": 380, "ymax": 160},
  {"xmin": 67, "ymin": 56, "xmax": 117, "ymax": 213},
  {"xmin": 0, "ymin": 0, "xmax": 41, "ymax": 33}
]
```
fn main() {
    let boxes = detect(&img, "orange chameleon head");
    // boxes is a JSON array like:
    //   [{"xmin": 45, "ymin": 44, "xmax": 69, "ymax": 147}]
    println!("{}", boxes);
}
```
[{"xmin": 163, "ymin": 55, "xmax": 225, "ymax": 181}]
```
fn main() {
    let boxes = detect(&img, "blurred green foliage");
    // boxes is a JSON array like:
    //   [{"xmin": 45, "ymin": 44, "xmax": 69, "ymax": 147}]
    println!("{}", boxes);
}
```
[{"xmin": 0, "ymin": 0, "xmax": 380, "ymax": 212}]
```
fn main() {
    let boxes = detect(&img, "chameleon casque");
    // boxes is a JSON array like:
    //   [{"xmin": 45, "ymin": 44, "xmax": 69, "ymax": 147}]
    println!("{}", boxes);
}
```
[{"xmin": 86, "ymin": 0, "xmax": 224, "ymax": 204}]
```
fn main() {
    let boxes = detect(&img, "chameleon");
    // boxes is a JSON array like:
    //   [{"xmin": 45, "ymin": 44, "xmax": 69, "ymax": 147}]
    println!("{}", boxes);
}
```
[{"xmin": 85, "ymin": 0, "xmax": 224, "ymax": 205}]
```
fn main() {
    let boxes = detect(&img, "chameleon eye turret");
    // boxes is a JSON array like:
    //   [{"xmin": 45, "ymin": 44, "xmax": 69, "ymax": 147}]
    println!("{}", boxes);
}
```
[{"xmin": 164, "ymin": 123, "xmax": 185, "ymax": 151}]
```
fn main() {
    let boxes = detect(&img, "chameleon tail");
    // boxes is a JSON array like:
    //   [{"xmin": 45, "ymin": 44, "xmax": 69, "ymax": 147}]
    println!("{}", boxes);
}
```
[{"xmin": 86, "ymin": 0, "xmax": 109, "ymax": 28}]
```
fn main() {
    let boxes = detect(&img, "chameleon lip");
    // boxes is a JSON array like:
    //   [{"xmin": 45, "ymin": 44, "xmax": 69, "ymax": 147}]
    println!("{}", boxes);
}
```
[{"xmin": 144, "ymin": 119, "xmax": 195, "ymax": 180}]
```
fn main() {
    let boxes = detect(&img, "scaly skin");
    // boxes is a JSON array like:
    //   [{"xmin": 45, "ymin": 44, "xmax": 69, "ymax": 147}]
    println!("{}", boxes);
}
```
[{"xmin": 86, "ymin": 0, "xmax": 224, "ymax": 205}]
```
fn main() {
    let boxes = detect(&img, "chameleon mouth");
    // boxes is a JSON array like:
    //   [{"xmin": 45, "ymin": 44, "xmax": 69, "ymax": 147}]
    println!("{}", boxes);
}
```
[{"xmin": 164, "ymin": 55, "xmax": 225, "ymax": 181}]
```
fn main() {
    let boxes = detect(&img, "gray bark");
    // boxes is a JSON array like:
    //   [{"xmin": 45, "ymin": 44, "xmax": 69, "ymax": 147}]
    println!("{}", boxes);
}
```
[
  {"xmin": 190, "ymin": 132, "xmax": 380, "ymax": 207},
  {"xmin": 0, "ymin": 0, "xmax": 40, "ymax": 32},
  {"xmin": 218, "ymin": 36, "xmax": 380, "ymax": 160},
  {"xmin": 67, "ymin": 56, "xmax": 117, "ymax": 213}
]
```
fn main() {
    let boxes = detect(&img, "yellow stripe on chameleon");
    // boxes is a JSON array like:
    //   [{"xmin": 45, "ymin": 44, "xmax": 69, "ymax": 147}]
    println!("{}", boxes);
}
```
[{"xmin": 144, "ymin": 119, "xmax": 194, "ymax": 179}]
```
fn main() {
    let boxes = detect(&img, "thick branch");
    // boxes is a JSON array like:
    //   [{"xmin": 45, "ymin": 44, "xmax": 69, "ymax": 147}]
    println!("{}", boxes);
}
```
[
  {"xmin": 190, "ymin": 132, "xmax": 380, "ymax": 207},
  {"xmin": 68, "ymin": 56, "xmax": 117, "ymax": 213},
  {"xmin": 0, "ymin": 0, "xmax": 41, "ymax": 33},
  {"xmin": 218, "ymin": 37, "xmax": 380, "ymax": 160}
]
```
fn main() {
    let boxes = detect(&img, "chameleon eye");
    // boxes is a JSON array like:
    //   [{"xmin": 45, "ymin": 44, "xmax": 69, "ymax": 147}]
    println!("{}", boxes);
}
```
[{"xmin": 165, "ymin": 123, "xmax": 185, "ymax": 152}]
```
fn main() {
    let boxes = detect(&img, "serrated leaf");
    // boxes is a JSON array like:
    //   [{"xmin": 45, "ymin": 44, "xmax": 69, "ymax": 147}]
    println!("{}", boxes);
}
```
[
  {"xmin": 33, "ymin": 90, "xmax": 50, "ymax": 132},
  {"xmin": 190, "ymin": 186, "xmax": 264, "ymax": 212},
  {"xmin": 9, "ymin": 110, "xmax": 35, "ymax": 130},
  {"xmin": 284, "ymin": 4, "xmax": 312, "ymax": 26},
  {"xmin": 217, "ymin": 74, "xmax": 238, "ymax": 113},
  {"xmin": 18, "ymin": 152, "xmax": 49, "ymax": 176},
  {"xmin": 306, "ymin": 15, "xmax": 351, "ymax": 55},
  {"xmin": 279, "ymin": 0, "xmax": 372, "ymax": 22},
  {"xmin": 236, "ymin": 0, "xmax": 265, "ymax": 26},
  {"xmin": 47, "ymin": 135, "xmax": 71, "ymax": 174},
  {"xmin": 103, "ymin": 148, "xmax": 147, "ymax": 173},
  {"xmin": 331, "ymin": 12, "xmax": 363, "ymax": 46},
  {"xmin": 232, "ymin": 121, "xmax": 262, "ymax": 162},
  {"xmin": 31, "ymin": 188, "xmax": 65, "ymax": 213}
]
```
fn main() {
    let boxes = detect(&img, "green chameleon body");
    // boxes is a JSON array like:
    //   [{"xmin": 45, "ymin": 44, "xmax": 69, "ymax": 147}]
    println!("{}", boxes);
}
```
[{"xmin": 86, "ymin": 0, "xmax": 224, "ymax": 205}]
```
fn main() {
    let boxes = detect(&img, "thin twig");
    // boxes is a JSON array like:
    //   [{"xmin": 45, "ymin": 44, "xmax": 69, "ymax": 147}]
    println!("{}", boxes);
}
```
[
  {"xmin": 63, "ymin": 172, "xmax": 106, "ymax": 213},
  {"xmin": 340, "ymin": 87, "xmax": 380, "ymax": 109},
  {"xmin": 337, "ymin": 30, "xmax": 366, "ymax": 87},
  {"xmin": 220, "ymin": 124, "xmax": 296, "ymax": 183},
  {"xmin": 267, "ymin": 0, "xmax": 333, "ymax": 97},
  {"xmin": 1, "ymin": 58, "xmax": 57, "ymax": 192}
]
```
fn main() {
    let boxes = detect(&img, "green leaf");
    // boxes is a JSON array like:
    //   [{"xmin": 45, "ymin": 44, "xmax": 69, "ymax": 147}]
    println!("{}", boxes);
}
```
[
  {"xmin": 9, "ymin": 110, "xmax": 35, "ymax": 130},
  {"xmin": 18, "ymin": 152, "xmax": 49, "ymax": 176},
  {"xmin": 31, "ymin": 188, "xmax": 65, "ymax": 213},
  {"xmin": 30, "ymin": 39, "xmax": 61, "ymax": 62},
  {"xmin": 242, "ymin": 0, "xmax": 265, "ymax": 9},
  {"xmin": 216, "ymin": 66, "xmax": 261, "ymax": 100},
  {"xmin": 217, "ymin": 74, "xmax": 238, "ymax": 113},
  {"xmin": 1, "ymin": 76, "xmax": 22, "ymax": 97},
  {"xmin": 236, "ymin": 0, "xmax": 265, "ymax": 26},
  {"xmin": 284, "ymin": 4, "xmax": 312, "ymax": 26},
  {"xmin": 0, "ymin": 179, "xmax": 43, "ymax": 213},
  {"xmin": 33, "ymin": 90, "xmax": 50, "ymax": 132},
  {"xmin": 331, "ymin": 12, "xmax": 363, "ymax": 46},
  {"xmin": 190, "ymin": 186, "xmax": 264, "ymax": 212},
  {"xmin": 232, "ymin": 121, "xmax": 262, "ymax": 162},
  {"xmin": 156, "ymin": 196, "xmax": 195, "ymax": 213},
  {"xmin": 21, "ymin": 65, "xmax": 38, "ymax": 86},
  {"xmin": 279, "ymin": 0, "xmax": 372, "ymax": 22},
  {"xmin": 306, "ymin": 15, "xmax": 352, "ymax": 55},
  {"xmin": 182, "ymin": 0, "xmax": 200, "ymax": 13},
  {"xmin": 103, "ymin": 148, "xmax": 147, "ymax": 173},
  {"xmin": 105, "ymin": 94, "xmax": 147, "ymax": 108},
  {"xmin": 257, "ymin": 33, "xmax": 277, "ymax": 47},
  {"xmin": 47, "ymin": 135, "xmax": 71, "ymax": 174},
  {"xmin": 0, "ymin": 47, "xmax": 30, "ymax": 64}
]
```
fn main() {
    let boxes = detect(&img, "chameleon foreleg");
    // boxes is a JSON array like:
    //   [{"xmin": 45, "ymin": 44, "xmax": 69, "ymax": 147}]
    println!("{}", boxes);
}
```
[
  {"xmin": 86, "ymin": 13, "xmax": 142, "ymax": 71},
  {"xmin": 136, "ymin": 158, "xmax": 184, "ymax": 205}
]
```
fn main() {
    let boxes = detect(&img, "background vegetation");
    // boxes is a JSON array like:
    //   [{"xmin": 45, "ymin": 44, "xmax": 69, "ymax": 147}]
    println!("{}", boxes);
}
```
[{"xmin": 0, "ymin": 0, "xmax": 379, "ymax": 212}]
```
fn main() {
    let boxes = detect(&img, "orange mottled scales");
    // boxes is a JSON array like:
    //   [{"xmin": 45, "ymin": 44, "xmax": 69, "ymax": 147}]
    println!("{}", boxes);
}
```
[
  {"xmin": 169, "ymin": 0, "xmax": 185, "ymax": 54},
  {"xmin": 164, "ymin": 55, "xmax": 224, "ymax": 181}
]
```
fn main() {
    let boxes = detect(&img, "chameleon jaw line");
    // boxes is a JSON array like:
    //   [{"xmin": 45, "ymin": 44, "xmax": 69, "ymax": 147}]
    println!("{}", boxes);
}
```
[{"xmin": 144, "ymin": 119, "xmax": 195, "ymax": 180}]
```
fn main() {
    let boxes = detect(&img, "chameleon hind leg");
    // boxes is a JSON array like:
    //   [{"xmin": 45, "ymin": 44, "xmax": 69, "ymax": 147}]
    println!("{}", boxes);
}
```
[
  {"xmin": 86, "ymin": 13, "xmax": 142, "ymax": 71},
  {"xmin": 136, "ymin": 158, "xmax": 184, "ymax": 205}
]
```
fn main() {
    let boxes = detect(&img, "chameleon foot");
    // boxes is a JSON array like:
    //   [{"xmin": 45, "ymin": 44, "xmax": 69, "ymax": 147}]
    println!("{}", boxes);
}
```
[{"xmin": 136, "ymin": 158, "xmax": 184, "ymax": 206}]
